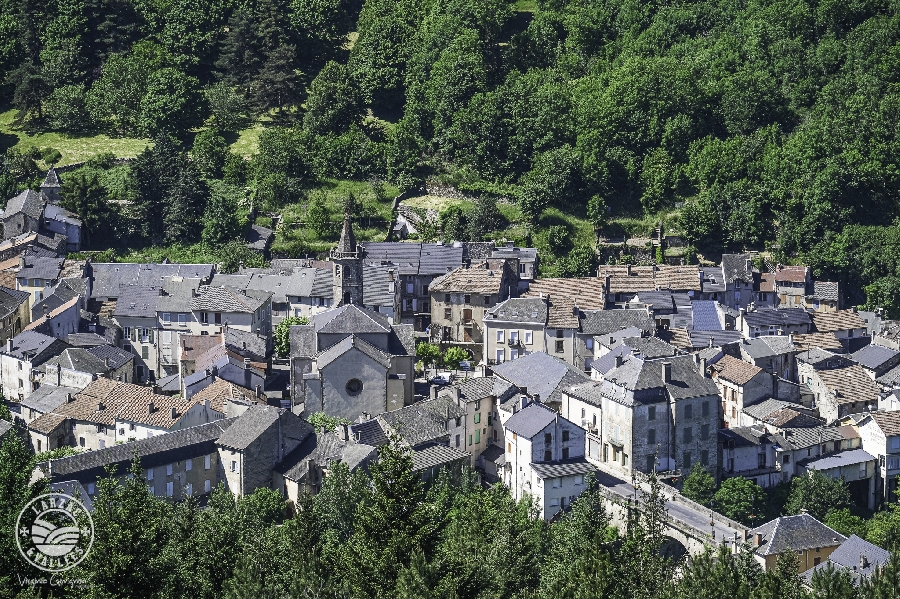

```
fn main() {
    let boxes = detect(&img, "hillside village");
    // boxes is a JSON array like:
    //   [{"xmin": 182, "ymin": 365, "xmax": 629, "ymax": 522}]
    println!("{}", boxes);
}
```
[{"xmin": 0, "ymin": 168, "xmax": 896, "ymax": 586}]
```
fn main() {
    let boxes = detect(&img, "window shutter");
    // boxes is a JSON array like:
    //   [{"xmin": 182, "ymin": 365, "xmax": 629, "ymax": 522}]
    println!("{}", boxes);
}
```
[
  {"xmin": 148, "ymin": 329, "xmax": 154, "ymax": 343},
  {"xmin": 131, "ymin": 328, "xmax": 137, "ymax": 342}
]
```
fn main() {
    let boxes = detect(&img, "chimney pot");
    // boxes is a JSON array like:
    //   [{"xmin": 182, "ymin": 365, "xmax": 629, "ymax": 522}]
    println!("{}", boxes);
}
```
[
  {"xmin": 662, "ymin": 362, "xmax": 672, "ymax": 383},
  {"xmin": 754, "ymin": 533, "xmax": 763, "ymax": 547},
  {"xmin": 255, "ymin": 384, "xmax": 262, "ymax": 399},
  {"xmin": 244, "ymin": 358, "xmax": 251, "ymax": 369},
  {"xmin": 6, "ymin": 338, "xmax": 12, "ymax": 353},
  {"xmin": 96, "ymin": 402, "xmax": 103, "ymax": 411},
  {"xmin": 699, "ymin": 357, "xmax": 707, "ymax": 375},
  {"xmin": 148, "ymin": 401, "xmax": 154, "ymax": 414},
  {"xmin": 170, "ymin": 406, "xmax": 177, "ymax": 419},
  {"xmin": 66, "ymin": 393, "xmax": 72, "ymax": 402},
  {"xmin": 342, "ymin": 423, "xmax": 349, "ymax": 441}
]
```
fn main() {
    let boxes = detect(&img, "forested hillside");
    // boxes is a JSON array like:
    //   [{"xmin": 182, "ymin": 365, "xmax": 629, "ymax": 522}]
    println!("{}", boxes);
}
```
[{"xmin": 2, "ymin": 0, "xmax": 900, "ymax": 304}]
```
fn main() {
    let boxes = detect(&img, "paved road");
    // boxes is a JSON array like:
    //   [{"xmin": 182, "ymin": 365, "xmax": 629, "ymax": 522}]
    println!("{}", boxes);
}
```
[{"xmin": 594, "ymin": 469, "xmax": 746, "ymax": 549}]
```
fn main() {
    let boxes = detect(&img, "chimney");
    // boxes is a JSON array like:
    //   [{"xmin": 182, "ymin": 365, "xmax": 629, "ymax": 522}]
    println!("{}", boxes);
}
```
[
  {"xmin": 6, "ymin": 338, "xmax": 12, "ymax": 353},
  {"xmin": 746, "ymin": 258, "xmax": 752, "ymax": 273},
  {"xmin": 609, "ymin": 336, "xmax": 615, "ymax": 345},
  {"xmin": 204, "ymin": 399, "xmax": 210, "ymax": 410},
  {"xmin": 626, "ymin": 264, "xmax": 632, "ymax": 276},
  {"xmin": 42, "ymin": 304, "xmax": 48, "ymax": 317},
  {"xmin": 615, "ymin": 355, "xmax": 623, "ymax": 368},
  {"xmin": 147, "ymin": 401, "xmax": 154, "ymax": 414},
  {"xmin": 105, "ymin": 357, "xmax": 110, "ymax": 368},
  {"xmin": 255, "ymin": 384, "xmax": 262, "ymax": 399},
  {"xmin": 789, "ymin": 333, "xmax": 795, "ymax": 344},
  {"xmin": 18, "ymin": 255, "xmax": 25, "ymax": 270},
  {"xmin": 519, "ymin": 395, "xmax": 530, "ymax": 412},
  {"xmin": 96, "ymin": 402, "xmax": 103, "ymax": 411},
  {"xmin": 170, "ymin": 407, "xmax": 177, "ymax": 419},
  {"xmin": 362, "ymin": 411, "xmax": 370, "ymax": 421},
  {"xmin": 861, "ymin": 554, "xmax": 869, "ymax": 569},
  {"xmin": 66, "ymin": 393, "xmax": 72, "ymax": 402},
  {"xmin": 754, "ymin": 533, "xmax": 763, "ymax": 547},
  {"xmin": 341, "ymin": 423, "xmax": 349, "ymax": 441},
  {"xmin": 699, "ymin": 357, "xmax": 707, "ymax": 376},
  {"xmin": 244, "ymin": 358, "xmax": 251, "ymax": 369},
  {"xmin": 777, "ymin": 328, "xmax": 784, "ymax": 336},
  {"xmin": 662, "ymin": 362, "xmax": 672, "ymax": 383}
]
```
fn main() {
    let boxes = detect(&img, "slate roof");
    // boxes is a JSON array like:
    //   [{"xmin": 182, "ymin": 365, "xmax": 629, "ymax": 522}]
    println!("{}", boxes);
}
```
[
  {"xmin": 0, "ymin": 286, "xmax": 29, "ymax": 318},
  {"xmin": 444, "ymin": 376, "xmax": 497, "ymax": 403},
  {"xmin": 799, "ymin": 448, "xmax": 875, "ymax": 471},
  {"xmin": 503, "ymin": 402, "xmax": 559, "ymax": 438},
  {"xmin": 523, "ymin": 278, "xmax": 606, "ymax": 310},
  {"xmin": 771, "ymin": 426, "xmax": 845, "ymax": 451},
  {"xmin": 225, "ymin": 328, "xmax": 268, "ymax": 360},
  {"xmin": 3, "ymin": 330, "xmax": 66, "ymax": 363},
  {"xmin": 41, "ymin": 168, "xmax": 61, "ymax": 189},
  {"xmin": 5, "ymin": 189, "xmax": 46, "ymax": 220},
  {"xmin": 411, "ymin": 443, "xmax": 471, "ymax": 471},
  {"xmin": 876, "ymin": 363, "xmax": 900, "ymax": 387},
  {"xmin": 762, "ymin": 408, "xmax": 823, "ymax": 429},
  {"xmin": 739, "ymin": 336, "xmax": 797, "ymax": 359},
  {"xmin": 564, "ymin": 381, "xmax": 606, "ymax": 407},
  {"xmin": 350, "ymin": 419, "xmax": 391, "ymax": 447},
  {"xmin": 743, "ymin": 308, "xmax": 811, "ymax": 328},
  {"xmin": 851, "ymin": 343, "xmax": 898, "ymax": 370},
  {"xmin": 800, "ymin": 535, "xmax": 890, "ymax": 585},
  {"xmin": 381, "ymin": 396, "xmax": 464, "ymax": 447},
  {"xmin": 721, "ymin": 254, "xmax": 754, "ymax": 284},
  {"xmin": 531, "ymin": 458, "xmax": 597, "ymax": 478},
  {"xmin": 633, "ymin": 291, "xmax": 675, "ymax": 312},
  {"xmin": 190, "ymin": 286, "xmax": 270, "ymax": 313},
  {"xmin": 743, "ymin": 398, "xmax": 800, "ymax": 421},
  {"xmin": 43, "ymin": 419, "xmax": 236, "ymax": 480},
  {"xmin": 617, "ymin": 336, "xmax": 681, "ymax": 359},
  {"xmin": 361, "ymin": 264, "xmax": 398, "ymax": 308},
  {"xmin": 66, "ymin": 333, "xmax": 107, "ymax": 347},
  {"xmin": 246, "ymin": 225, "xmax": 274, "ymax": 251},
  {"xmin": 757, "ymin": 272, "xmax": 775, "ymax": 293},
  {"xmin": 812, "ymin": 310, "xmax": 868, "ymax": 333},
  {"xmin": 808, "ymin": 281, "xmax": 839, "ymax": 302},
  {"xmin": 277, "ymin": 431, "xmax": 376, "ymax": 482},
  {"xmin": 86, "ymin": 344, "xmax": 133, "ymax": 370},
  {"xmin": 112, "ymin": 286, "xmax": 159, "ymax": 318},
  {"xmin": 216, "ymin": 406, "xmax": 311, "ymax": 451},
  {"xmin": 43, "ymin": 203, "xmax": 81, "ymax": 226},
  {"xmin": 692, "ymin": 301, "xmax": 723, "ymax": 331},
  {"xmin": 317, "ymin": 335, "xmax": 393, "ymax": 369},
  {"xmin": 710, "ymin": 355, "xmax": 765, "ymax": 385},
  {"xmin": 602, "ymin": 354, "xmax": 720, "ymax": 404},
  {"xmin": 796, "ymin": 348, "xmax": 842, "ymax": 366},
  {"xmin": 579, "ymin": 310, "xmax": 655, "ymax": 336},
  {"xmin": 42, "ymin": 348, "xmax": 109, "ymax": 374},
  {"xmin": 719, "ymin": 426, "xmax": 772, "ymax": 448},
  {"xmin": 90, "ymin": 263, "xmax": 215, "ymax": 300},
  {"xmin": 360, "ymin": 241, "xmax": 464, "ymax": 276},
  {"xmin": 313, "ymin": 304, "xmax": 391, "ymax": 335},
  {"xmin": 492, "ymin": 352, "xmax": 590, "ymax": 404},
  {"xmin": 700, "ymin": 267, "xmax": 726, "ymax": 293},
  {"xmin": 688, "ymin": 330, "xmax": 743, "ymax": 348},
  {"xmin": 19, "ymin": 256, "xmax": 64, "ymax": 281},
  {"xmin": 156, "ymin": 373, "xmax": 182, "ymax": 393},
  {"xmin": 750, "ymin": 514, "xmax": 845, "ymax": 556},
  {"xmin": 485, "ymin": 297, "xmax": 547, "ymax": 325},
  {"xmin": 20, "ymin": 384, "xmax": 80, "ymax": 414},
  {"xmin": 589, "ymin": 345, "xmax": 632, "ymax": 376},
  {"xmin": 180, "ymin": 334, "xmax": 223, "ymax": 362}
]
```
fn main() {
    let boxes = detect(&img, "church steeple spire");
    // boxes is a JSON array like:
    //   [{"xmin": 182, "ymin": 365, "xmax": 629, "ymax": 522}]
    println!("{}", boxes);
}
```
[{"xmin": 333, "ymin": 208, "xmax": 357, "ymax": 258}]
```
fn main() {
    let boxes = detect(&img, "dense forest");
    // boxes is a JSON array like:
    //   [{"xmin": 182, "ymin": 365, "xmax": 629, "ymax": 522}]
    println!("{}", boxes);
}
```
[
  {"xmin": 1, "ymin": 418, "xmax": 899, "ymax": 599},
  {"xmin": 2, "ymin": 0, "xmax": 900, "ymax": 302}
]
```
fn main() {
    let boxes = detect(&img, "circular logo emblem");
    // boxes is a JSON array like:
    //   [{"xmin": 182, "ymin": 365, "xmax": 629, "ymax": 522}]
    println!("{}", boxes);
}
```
[{"xmin": 16, "ymin": 493, "xmax": 94, "ymax": 572}]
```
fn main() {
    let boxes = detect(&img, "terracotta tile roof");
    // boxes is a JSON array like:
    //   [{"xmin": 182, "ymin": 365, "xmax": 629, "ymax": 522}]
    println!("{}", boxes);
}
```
[
  {"xmin": 523, "ymin": 278, "xmax": 606, "ymax": 310},
  {"xmin": 774, "ymin": 265, "xmax": 809, "ymax": 283},
  {"xmin": 429, "ymin": 262, "xmax": 507, "ymax": 294},
  {"xmin": 190, "ymin": 378, "xmax": 264, "ymax": 413},
  {"xmin": 28, "ymin": 411, "xmax": 68, "ymax": 434},
  {"xmin": 811, "ymin": 310, "xmax": 868, "ymax": 333},
  {"xmin": 598, "ymin": 265, "xmax": 701, "ymax": 293},
  {"xmin": 791, "ymin": 332, "xmax": 843, "ymax": 352},
  {"xmin": 546, "ymin": 296, "xmax": 580, "ymax": 329},
  {"xmin": 180, "ymin": 333, "xmax": 223, "ymax": 362},
  {"xmin": 815, "ymin": 364, "xmax": 880, "ymax": 406},
  {"xmin": 756, "ymin": 272, "xmax": 775, "ymax": 293},
  {"xmin": 710, "ymin": 354, "xmax": 764, "ymax": 386},
  {"xmin": 870, "ymin": 411, "xmax": 900, "ymax": 436},
  {"xmin": 52, "ymin": 378, "xmax": 195, "ymax": 428}
]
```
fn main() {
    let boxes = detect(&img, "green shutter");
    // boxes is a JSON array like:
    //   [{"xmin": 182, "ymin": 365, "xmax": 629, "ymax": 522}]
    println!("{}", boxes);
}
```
[
  {"xmin": 468, "ymin": 435, "xmax": 472, "ymax": 446},
  {"xmin": 131, "ymin": 328, "xmax": 137, "ymax": 342},
  {"xmin": 474, "ymin": 412, "xmax": 481, "ymax": 424},
  {"xmin": 148, "ymin": 329, "xmax": 154, "ymax": 343},
  {"xmin": 475, "ymin": 429, "xmax": 480, "ymax": 444}
]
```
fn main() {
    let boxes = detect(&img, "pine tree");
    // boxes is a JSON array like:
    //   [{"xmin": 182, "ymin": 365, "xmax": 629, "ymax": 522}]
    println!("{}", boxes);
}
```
[
  {"xmin": 61, "ymin": 170, "xmax": 112, "ymax": 248},
  {"xmin": 129, "ymin": 134, "xmax": 183, "ymax": 244},
  {"xmin": 750, "ymin": 553, "xmax": 809, "ymax": 599},
  {"xmin": 253, "ymin": 44, "xmax": 305, "ymax": 116},
  {"xmin": 163, "ymin": 161, "xmax": 208, "ymax": 245}
]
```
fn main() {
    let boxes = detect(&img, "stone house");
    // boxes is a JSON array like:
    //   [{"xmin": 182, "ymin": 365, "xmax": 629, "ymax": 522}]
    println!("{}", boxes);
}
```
[
  {"xmin": 796, "ymin": 351, "xmax": 879, "ymax": 422},
  {"xmin": 588, "ymin": 354, "xmax": 721, "ymax": 478},
  {"xmin": 773, "ymin": 265, "xmax": 811, "ymax": 309},
  {"xmin": 769, "ymin": 425, "xmax": 860, "ymax": 484},
  {"xmin": 15, "ymin": 251, "xmax": 64, "ymax": 310},
  {"xmin": 429, "ymin": 260, "xmax": 518, "ymax": 363},
  {"xmin": 482, "ymin": 295, "xmax": 586, "ymax": 369},
  {"xmin": 188, "ymin": 285, "xmax": 273, "ymax": 341},
  {"xmin": 502, "ymin": 400, "xmax": 592, "ymax": 520},
  {"xmin": 754, "ymin": 272, "xmax": 776, "ymax": 308},
  {"xmin": 597, "ymin": 264, "xmax": 701, "ymax": 308},
  {"xmin": 0, "ymin": 286, "xmax": 31, "ymax": 345},
  {"xmin": 114, "ymin": 285, "xmax": 163, "ymax": 383},
  {"xmin": 490, "ymin": 351, "xmax": 591, "ymax": 413},
  {"xmin": 749, "ymin": 514, "xmax": 846, "ymax": 571},
  {"xmin": 178, "ymin": 333, "xmax": 224, "ymax": 380},
  {"xmin": 804, "ymin": 281, "xmax": 840, "ymax": 312},
  {"xmin": 217, "ymin": 406, "xmax": 312, "ymax": 497},
  {"xmin": 0, "ymin": 331, "xmax": 68, "ymax": 402},
  {"xmin": 89, "ymin": 263, "xmax": 215, "ymax": 303},
  {"xmin": 435, "ymin": 377, "xmax": 512, "ymax": 464},
  {"xmin": 718, "ymin": 426, "xmax": 780, "ymax": 488},
  {"xmin": 290, "ymin": 304, "xmax": 416, "ymax": 421},
  {"xmin": 7, "ymin": 382, "xmax": 79, "ymax": 431},
  {"xmin": 23, "ymin": 296, "xmax": 80, "ymax": 340},
  {"xmin": 801, "ymin": 535, "xmax": 890, "ymax": 587},
  {"xmin": 810, "ymin": 310, "xmax": 869, "ymax": 351},
  {"xmin": 738, "ymin": 335, "xmax": 798, "ymax": 382},
  {"xmin": 856, "ymin": 411, "xmax": 900, "ymax": 507},
  {"xmin": 184, "ymin": 354, "xmax": 266, "ymax": 400},
  {"xmin": 798, "ymin": 449, "xmax": 877, "ymax": 510},
  {"xmin": 740, "ymin": 398, "xmax": 823, "ymax": 432},
  {"xmin": 37, "ymin": 347, "xmax": 133, "ymax": 389},
  {"xmin": 738, "ymin": 307, "xmax": 812, "ymax": 338},
  {"xmin": 718, "ymin": 253, "xmax": 757, "ymax": 309},
  {"xmin": 213, "ymin": 266, "xmax": 336, "ymax": 324},
  {"xmin": 709, "ymin": 355, "xmax": 777, "ymax": 428}
]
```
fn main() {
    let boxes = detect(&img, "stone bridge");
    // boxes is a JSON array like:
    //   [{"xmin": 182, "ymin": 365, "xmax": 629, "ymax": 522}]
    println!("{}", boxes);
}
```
[{"xmin": 593, "ymin": 470, "xmax": 748, "ymax": 558}]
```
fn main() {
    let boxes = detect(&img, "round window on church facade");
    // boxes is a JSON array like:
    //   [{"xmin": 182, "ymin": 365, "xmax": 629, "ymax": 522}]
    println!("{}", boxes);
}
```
[{"xmin": 346, "ymin": 378, "xmax": 363, "ymax": 396}]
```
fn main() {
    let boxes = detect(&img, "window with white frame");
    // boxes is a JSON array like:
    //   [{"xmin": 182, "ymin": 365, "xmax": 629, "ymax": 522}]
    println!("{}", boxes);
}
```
[
  {"xmin": 524, "ymin": 330, "xmax": 533, "ymax": 345},
  {"xmin": 496, "ymin": 349, "xmax": 505, "ymax": 363},
  {"xmin": 161, "ymin": 312, "xmax": 170, "ymax": 324},
  {"xmin": 496, "ymin": 330, "xmax": 504, "ymax": 342},
  {"xmin": 509, "ymin": 330, "xmax": 518, "ymax": 344}
]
